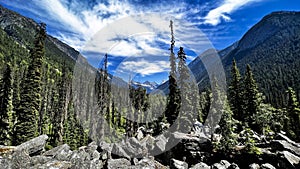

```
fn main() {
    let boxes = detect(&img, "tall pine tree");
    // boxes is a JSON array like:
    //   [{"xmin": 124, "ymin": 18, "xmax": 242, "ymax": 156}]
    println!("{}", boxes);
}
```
[
  {"xmin": 243, "ymin": 64, "xmax": 261, "ymax": 131},
  {"xmin": 177, "ymin": 46, "xmax": 195, "ymax": 133},
  {"xmin": 165, "ymin": 20, "xmax": 180, "ymax": 126},
  {"xmin": 13, "ymin": 23, "xmax": 46, "ymax": 145},
  {"xmin": 286, "ymin": 87, "xmax": 300, "ymax": 140},
  {"xmin": 228, "ymin": 59, "xmax": 243, "ymax": 122},
  {"xmin": 0, "ymin": 60, "xmax": 14, "ymax": 145}
]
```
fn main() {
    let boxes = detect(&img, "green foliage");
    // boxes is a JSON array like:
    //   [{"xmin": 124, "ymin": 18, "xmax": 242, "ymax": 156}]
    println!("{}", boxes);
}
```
[
  {"xmin": 0, "ymin": 61, "xmax": 14, "ymax": 145},
  {"xmin": 176, "ymin": 46, "xmax": 195, "ymax": 133},
  {"xmin": 242, "ymin": 128, "xmax": 262, "ymax": 155},
  {"xmin": 228, "ymin": 59, "xmax": 244, "ymax": 122},
  {"xmin": 215, "ymin": 101, "xmax": 238, "ymax": 155},
  {"xmin": 13, "ymin": 23, "xmax": 47, "ymax": 145},
  {"xmin": 285, "ymin": 87, "xmax": 300, "ymax": 141}
]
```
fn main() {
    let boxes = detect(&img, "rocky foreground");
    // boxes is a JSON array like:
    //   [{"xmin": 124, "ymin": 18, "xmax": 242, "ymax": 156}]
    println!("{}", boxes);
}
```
[{"xmin": 1, "ymin": 131, "xmax": 300, "ymax": 169}]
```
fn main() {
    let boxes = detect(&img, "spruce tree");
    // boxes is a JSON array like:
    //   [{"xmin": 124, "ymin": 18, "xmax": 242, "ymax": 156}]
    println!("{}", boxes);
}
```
[
  {"xmin": 286, "ymin": 87, "xmax": 300, "ymax": 140},
  {"xmin": 0, "ymin": 61, "xmax": 14, "ymax": 145},
  {"xmin": 243, "ymin": 64, "xmax": 261, "ymax": 130},
  {"xmin": 216, "ymin": 100, "xmax": 237, "ymax": 155},
  {"xmin": 177, "ymin": 47, "xmax": 194, "ymax": 133},
  {"xmin": 165, "ymin": 20, "xmax": 180, "ymax": 126},
  {"xmin": 13, "ymin": 23, "xmax": 46, "ymax": 145},
  {"xmin": 228, "ymin": 59, "xmax": 243, "ymax": 122}
]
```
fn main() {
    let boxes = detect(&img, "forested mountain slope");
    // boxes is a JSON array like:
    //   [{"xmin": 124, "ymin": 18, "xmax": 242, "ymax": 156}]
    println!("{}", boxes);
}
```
[{"xmin": 173, "ymin": 11, "xmax": 300, "ymax": 108}]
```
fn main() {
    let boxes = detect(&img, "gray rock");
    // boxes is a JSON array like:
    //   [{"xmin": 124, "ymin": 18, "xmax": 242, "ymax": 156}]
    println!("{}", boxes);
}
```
[
  {"xmin": 278, "ymin": 151, "xmax": 300, "ymax": 168},
  {"xmin": 137, "ymin": 157, "xmax": 169, "ymax": 169},
  {"xmin": 189, "ymin": 162, "xmax": 210, "ymax": 169},
  {"xmin": 30, "ymin": 155, "xmax": 52, "ymax": 166},
  {"xmin": 43, "ymin": 144, "xmax": 72, "ymax": 161},
  {"xmin": 111, "ymin": 143, "xmax": 131, "ymax": 160},
  {"xmin": 212, "ymin": 160, "xmax": 231, "ymax": 169},
  {"xmin": 228, "ymin": 163, "xmax": 240, "ymax": 169},
  {"xmin": 35, "ymin": 160, "xmax": 72, "ymax": 169},
  {"xmin": 107, "ymin": 158, "xmax": 131, "ymax": 169},
  {"xmin": 170, "ymin": 158, "xmax": 188, "ymax": 169},
  {"xmin": 261, "ymin": 163, "xmax": 276, "ymax": 169},
  {"xmin": 16, "ymin": 135, "xmax": 48, "ymax": 155},
  {"xmin": 270, "ymin": 140, "xmax": 300, "ymax": 157},
  {"xmin": 11, "ymin": 150, "xmax": 31, "ymax": 169},
  {"xmin": 152, "ymin": 134, "xmax": 168, "ymax": 153},
  {"xmin": 249, "ymin": 163, "xmax": 260, "ymax": 169}
]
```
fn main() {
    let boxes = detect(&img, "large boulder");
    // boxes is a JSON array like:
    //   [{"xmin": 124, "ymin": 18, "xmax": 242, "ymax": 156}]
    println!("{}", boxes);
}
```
[
  {"xmin": 136, "ymin": 157, "xmax": 169, "ymax": 169},
  {"xmin": 249, "ymin": 163, "xmax": 260, "ymax": 169},
  {"xmin": 170, "ymin": 158, "xmax": 188, "ymax": 169},
  {"xmin": 270, "ymin": 140, "xmax": 300, "ymax": 157},
  {"xmin": 107, "ymin": 158, "xmax": 131, "ymax": 169},
  {"xmin": 212, "ymin": 160, "xmax": 231, "ymax": 169},
  {"xmin": 278, "ymin": 151, "xmax": 300, "ymax": 168},
  {"xmin": 166, "ymin": 132, "xmax": 211, "ymax": 165},
  {"xmin": 261, "ymin": 163, "xmax": 276, "ymax": 169},
  {"xmin": 16, "ymin": 135, "xmax": 48, "ymax": 155},
  {"xmin": 189, "ymin": 162, "xmax": 210, "ymax": 169},
  {"xmin": 43, "ymin": 144, "xmax": 72, "ymax": 161}
]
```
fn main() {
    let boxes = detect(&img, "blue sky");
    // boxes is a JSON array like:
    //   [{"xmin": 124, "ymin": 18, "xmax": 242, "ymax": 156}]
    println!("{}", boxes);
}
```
[{"xmin": 1, "ymin": 0, "xmax": 299, "ymax": 83}]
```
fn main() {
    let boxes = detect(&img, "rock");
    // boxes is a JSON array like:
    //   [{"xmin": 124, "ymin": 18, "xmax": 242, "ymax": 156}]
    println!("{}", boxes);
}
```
[
  {"xmin": 70, "ymin": 159, "xmax": 103, "ymax": 169},
  {"xmin": 189, "ymin": 162, "xmax": 210, "ymax": 169},
  {"xmin": 137, "ymin": 157, "xmax": 169, "ymax": 169},
  {"xmin": 107, "ymin": 158, "xmax": 131, "ymax": 169},
  {"xmin": 98, "ymin": 141, "xmax": 112, "ymax": 160},
  {"xmin": 111, "ymin": 143, "xmax": 131, "ymax": 160},
  {"xmin": 228, "ymin": 163, "xmax": 240, "ymax": 169},
  {"xmin": 0, "ymin": 146, "xmax": 16, "ymax": 156},
  {"xmin": 140, "ymin": 134, "xmax": 155, "ymax": 152},
  {"xmin": 11, "ymin": 150, "xmax": 31, "ymax": 169},
  {"xmin": 278, "ymin": 151, "xmax": 300, "ymax": 168},
  {"xmin": 270, "ymin": 140, "xmax": 300, "ymax": 157},
  {"xmin": 43, "ymin": 144, "xmax": 72, "ymax": 161},
  {"xmin": 212, "ymin": 160, "xmax": 231, "ymax": 169},
  {"xmin": 275, "ymin": 133, "xmax": 300, "ymax": 148},
  {"xmin": 249, "ymin": 163, "xmax": 260, "ymax": 169},
  {"xmin": 30, "ymin": 155, "xmax": 52, "ymax": 166},
  {"xmin": 152, "ymin": 134, "xmax": 168, "ymax": 154},
  {"xmin": 85, "ymin": 142, "xmax": 100, "ymax": 160},
  {"xmin": 261, "ymin": 163, "xmax": 276, "ymax": 169},
  {"xmin": 16, "ymin": 135, "xmax": 48, "ymax": 155},
  {"xmin": 170, "ymin": 158, "xmax": 188, "ymax": 169},
  {"xmin": 35, "ymin": 160, "xmax": 72, "ymax": 169},
  {"xmin": 125, "ymin": 137, "xmax": 146, "ymax": 157}
]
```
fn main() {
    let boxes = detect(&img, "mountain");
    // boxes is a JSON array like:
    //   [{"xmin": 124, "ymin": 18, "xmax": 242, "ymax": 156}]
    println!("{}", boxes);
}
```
[
  {"xmin": 131, "ymin": 80, "xmax": 159, "ymax": 93},
  {"xmin": 0, "ymin": 5, "xmax": 88, "ymax": 68},
  {"xmin": 158, "ymin": 11, "xmax": 300, "ymax": 108}
]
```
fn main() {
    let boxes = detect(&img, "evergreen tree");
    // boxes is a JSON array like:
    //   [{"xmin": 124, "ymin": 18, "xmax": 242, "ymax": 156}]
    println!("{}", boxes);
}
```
[
  {"xmin": 228, "ymin": 59, "xmax": 244, "ymax": 122},
  {"xmin": 243, "ymin": 64, "xmax": 261, "ymax": 130},
  {"xmin": 285, "ymin": 87, "xmax": 300, "ymax": 140},
  {"xmin": 165, "ymin": 20, "xmax": 180, "ymax": 126},
  {"xmin": 0, "ymin": 61, "xmax": 14, "ymax": 145},
  {"xmin": 177, "ymin": 47, "xmax": 194, "ymax": 133},
  {"xmin": 13, "ymin": 23, "xmax": 46, "ymax": 145},
  {"xmin": 215, "ymin": 100, "xmax": 237, "ymax": 155}
]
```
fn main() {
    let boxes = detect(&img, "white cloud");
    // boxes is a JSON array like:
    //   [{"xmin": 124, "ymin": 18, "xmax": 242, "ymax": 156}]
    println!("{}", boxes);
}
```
[
  {"xmin": 117, "ymin": 59, "xmax": 170, "ymax": 77},
  {"xmin": 203, "ymin": 0, "xmax": 262, "ymax": 26}
]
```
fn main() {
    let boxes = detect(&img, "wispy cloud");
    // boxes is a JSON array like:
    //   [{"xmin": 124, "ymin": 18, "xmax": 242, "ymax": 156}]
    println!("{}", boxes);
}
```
[
  {"xmin": 203, "ymin": 0, "xmax": 262, "ymax": 26},
  {"xmin": 0, "ymin": 0, "xmax": 262, "ymax": 77}
]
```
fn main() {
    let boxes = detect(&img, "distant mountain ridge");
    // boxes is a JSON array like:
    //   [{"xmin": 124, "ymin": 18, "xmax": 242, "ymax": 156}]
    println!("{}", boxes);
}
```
[{"xmin": 131, "ymin": 80, "xmax": 159, "ymax": 93}]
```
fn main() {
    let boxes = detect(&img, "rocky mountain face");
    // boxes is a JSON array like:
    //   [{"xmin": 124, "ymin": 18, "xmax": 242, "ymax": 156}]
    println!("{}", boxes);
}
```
[{"xmin": 131, "ymin": 81, "xmax": 159, "ymax": 93}]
